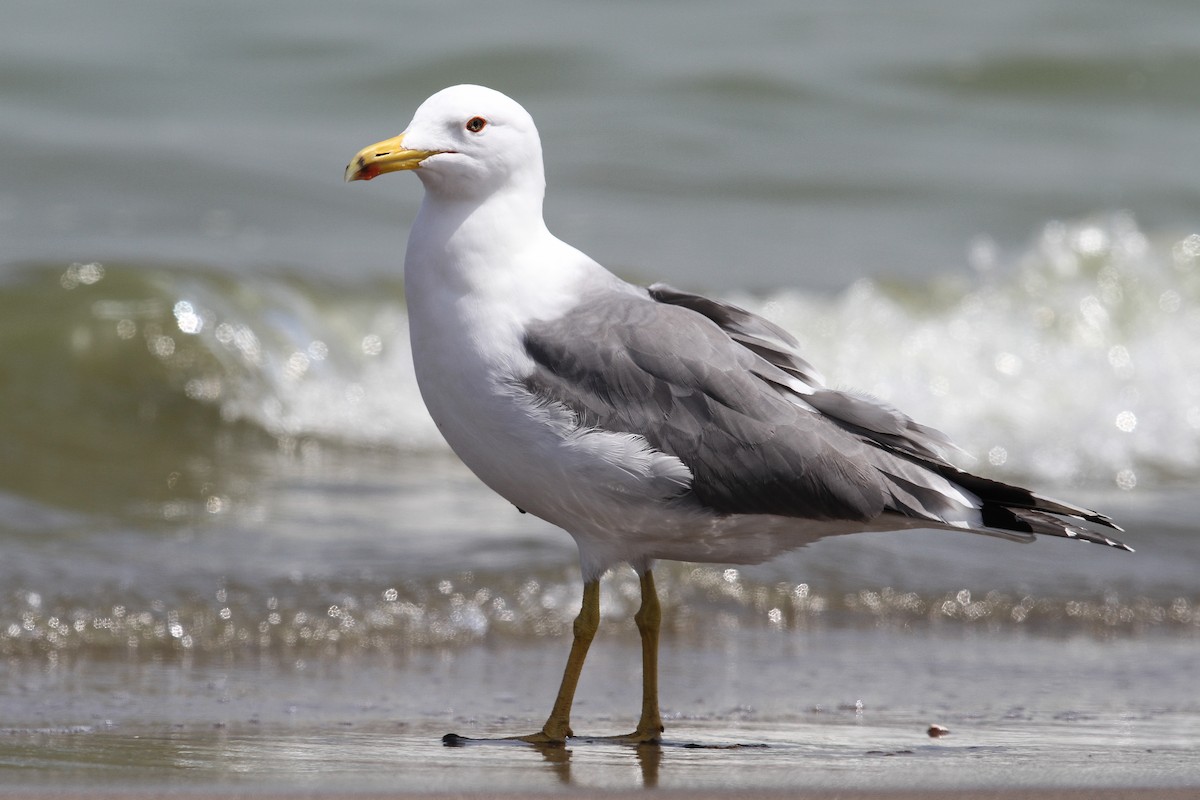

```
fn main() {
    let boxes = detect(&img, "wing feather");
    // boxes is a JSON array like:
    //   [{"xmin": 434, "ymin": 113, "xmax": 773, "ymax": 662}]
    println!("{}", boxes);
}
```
[{"xmin": 523, "ymin": 285, "xmax": 1129, "ymax": 550}]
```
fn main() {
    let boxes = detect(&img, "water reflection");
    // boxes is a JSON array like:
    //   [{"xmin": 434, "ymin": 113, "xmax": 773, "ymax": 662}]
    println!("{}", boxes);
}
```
[{"xmin": 523, "ymin": 739, "xmax": 664, "ymax": 788}]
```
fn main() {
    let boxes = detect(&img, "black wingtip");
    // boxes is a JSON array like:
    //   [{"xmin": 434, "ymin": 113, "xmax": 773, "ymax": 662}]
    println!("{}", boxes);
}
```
[
  {"xmin": 1083, "ymin": 525, "xmax": 1133, "ymax": 552},
  {"xmin": 1086, "ymin": 511, "xmax": 1124, "ymax": 533}
]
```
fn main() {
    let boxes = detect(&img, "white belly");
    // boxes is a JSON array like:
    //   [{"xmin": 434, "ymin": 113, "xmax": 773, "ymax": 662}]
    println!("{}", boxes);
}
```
[
  {"xmin": 400, "ymin": 237, "xmax": 862, "ymax": 578},
  {"xmin": 406, "ymin": 275, "xmax": 716, "ymax": 573}
]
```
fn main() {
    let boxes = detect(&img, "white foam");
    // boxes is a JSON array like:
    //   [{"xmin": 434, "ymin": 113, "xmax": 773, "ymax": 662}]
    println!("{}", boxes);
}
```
[
  {"xmin": 190, "ymin": 216, "xmax": 1198, "ymax": 492},
  {"xmin": 740, "ymin": 215, "xmax": 1200, "ymax": 489}
]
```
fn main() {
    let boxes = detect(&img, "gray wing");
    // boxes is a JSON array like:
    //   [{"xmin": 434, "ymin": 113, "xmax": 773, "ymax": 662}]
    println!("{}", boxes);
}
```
[
  {"xmin": 523, "ymin": 289, "xmax": 956, "ymax": 524},
  {"xmin": 523, "ymin": 286, "xmax": 1128, "ymax": 550},
  {"xmin": 648, "ymin": 285, "xmax": 1126, "ymax": 545},
  {"xmin": 648, "ymin": 283, "xmax": 956, "ymax": 462}
]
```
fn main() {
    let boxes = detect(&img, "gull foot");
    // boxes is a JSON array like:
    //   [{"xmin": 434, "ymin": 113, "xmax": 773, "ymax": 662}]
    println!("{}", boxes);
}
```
[
  {"xmin": 580, "ymin": 725, "xmax": 663, "ymax": 745},
  {"xmin": 510, "ymin": 728, "xmax": 570, "ymax": 745},
  {"xmin": 441, "ymin": 729, "xmax": 570, "ymax": 747}
]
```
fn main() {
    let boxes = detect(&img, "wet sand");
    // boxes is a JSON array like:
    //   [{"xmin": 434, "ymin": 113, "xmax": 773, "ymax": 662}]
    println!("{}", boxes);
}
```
[
  {"xmin": 3, "ymin": 625, "xmax": 1198, "ymax": 795},
  {"xmin": 3, "ymin": 791, "xmax": 1200, "ymax": 800}
]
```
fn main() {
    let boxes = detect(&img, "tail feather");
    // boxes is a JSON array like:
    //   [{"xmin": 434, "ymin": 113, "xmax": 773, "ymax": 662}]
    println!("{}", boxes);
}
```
[
  {"xmin": 1001, "ymin": 507, "xmax": 1133, "ymax": 551},
  {"xmin": 939, "ymin": 464, "xmax": 1132, "ymax": 552}
]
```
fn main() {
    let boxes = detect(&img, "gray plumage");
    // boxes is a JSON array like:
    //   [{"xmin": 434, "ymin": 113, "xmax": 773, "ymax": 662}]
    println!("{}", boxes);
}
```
[{"xmin": 523, "ymin": 284, "xmax": 1129, "ymax": 551}]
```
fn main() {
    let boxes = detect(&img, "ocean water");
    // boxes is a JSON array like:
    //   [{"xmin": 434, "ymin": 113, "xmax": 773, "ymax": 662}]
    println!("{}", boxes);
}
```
[{"xmin": 2, "ymin": 0, "xmax": 1199, "ymax": 793}]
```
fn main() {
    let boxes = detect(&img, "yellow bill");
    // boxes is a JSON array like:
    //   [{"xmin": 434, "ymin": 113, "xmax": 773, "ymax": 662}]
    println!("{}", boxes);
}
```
[{"xmin": 344, "ymin": 133, "xmax": 443, "ymax": 182}]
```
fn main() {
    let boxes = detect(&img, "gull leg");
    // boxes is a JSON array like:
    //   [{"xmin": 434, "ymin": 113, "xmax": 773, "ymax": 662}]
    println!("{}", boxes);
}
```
[
  {"xmin": 514, "ymin": 579, "xmax": 601, "ymax": 744},
  {"xmin": 588, "ymin": 567, "xmax": 664, "ymax": 743},
  {"xmin": 629, "ymin": 568, "xmax": 665, "ymax": 741},
  {"xmin": 447, "ymin": 573, "xmax": 663, "ymax": 746}
]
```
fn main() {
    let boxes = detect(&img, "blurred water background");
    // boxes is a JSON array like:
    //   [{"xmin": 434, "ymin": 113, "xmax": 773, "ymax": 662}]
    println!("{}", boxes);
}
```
[{"xmin": 2, "ymin": 0, "xmax": 1199, "ymax": 792}]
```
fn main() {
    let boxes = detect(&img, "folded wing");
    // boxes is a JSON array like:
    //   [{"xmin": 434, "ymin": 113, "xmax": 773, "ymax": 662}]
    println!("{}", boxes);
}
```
[{"xmin": 521, "ymin": 285, "xmax": 1128, "ymax": 551}]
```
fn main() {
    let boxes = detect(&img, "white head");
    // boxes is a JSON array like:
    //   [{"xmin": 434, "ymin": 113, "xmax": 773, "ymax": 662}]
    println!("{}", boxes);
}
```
[{"xmin": 345, "ymin": 84, "xmax": 545, "ymax": 202}]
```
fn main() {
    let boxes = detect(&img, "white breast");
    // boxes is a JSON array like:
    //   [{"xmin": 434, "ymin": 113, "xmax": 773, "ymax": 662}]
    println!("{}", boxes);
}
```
[{"xmin": 403, "ymin": 214, "xmax": 698, "ymax": 569}]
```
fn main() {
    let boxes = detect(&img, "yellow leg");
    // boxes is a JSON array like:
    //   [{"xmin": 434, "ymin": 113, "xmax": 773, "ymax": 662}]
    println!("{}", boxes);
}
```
[
  {"xmin": 506, "ymin": 570, "xmax": 663, "ymax": 746},
  {"xmin": 630, "ymin": 568, "xmax": 665, "ymax": 741},
  {"xmin": 588, "ymin": 567, "xmax": 664, "ymax": 743},
  {"xmin": 515, "ymin": 579, "xmax": 601, "ymax": 744}
]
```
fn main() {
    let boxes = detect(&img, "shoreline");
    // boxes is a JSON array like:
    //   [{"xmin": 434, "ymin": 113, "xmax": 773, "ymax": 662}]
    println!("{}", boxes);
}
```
[{"xmin": 3, "ymin": 789, "xmax": 1199, "ymax": 799}]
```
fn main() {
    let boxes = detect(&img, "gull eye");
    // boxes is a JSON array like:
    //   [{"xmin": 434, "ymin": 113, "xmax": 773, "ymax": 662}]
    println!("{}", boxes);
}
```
[{"xmin": 465, "ymin": 116, "xmax": 487, "ymax": 133}]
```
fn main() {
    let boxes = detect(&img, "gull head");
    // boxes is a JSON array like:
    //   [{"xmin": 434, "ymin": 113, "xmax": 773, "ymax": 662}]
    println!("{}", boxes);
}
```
[{"xmin": 344, "ymin": 84, "xmax": 544, "ymax": 201}]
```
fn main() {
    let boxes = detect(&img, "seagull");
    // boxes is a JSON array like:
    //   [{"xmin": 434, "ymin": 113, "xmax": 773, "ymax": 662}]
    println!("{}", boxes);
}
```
[{"xmin": 345, "ymin": 84, "xmax": 1128, "ymax": 745}]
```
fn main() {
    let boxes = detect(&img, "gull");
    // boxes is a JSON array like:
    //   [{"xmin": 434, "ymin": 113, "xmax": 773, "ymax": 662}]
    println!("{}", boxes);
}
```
[{"xmin": 345, "ymin": 84, "xmax": 1127, "ymax": 745}]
